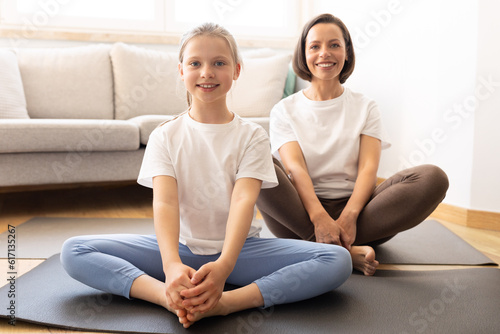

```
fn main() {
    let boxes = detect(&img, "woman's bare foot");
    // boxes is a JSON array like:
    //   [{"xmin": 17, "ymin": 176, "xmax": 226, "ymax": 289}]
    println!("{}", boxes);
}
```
[{"xmin": 350, "ymin": 245, "xmax": 379, "ymax": 276}]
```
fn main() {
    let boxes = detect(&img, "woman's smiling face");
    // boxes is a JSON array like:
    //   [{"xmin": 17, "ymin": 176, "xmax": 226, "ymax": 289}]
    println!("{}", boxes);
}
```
[{"xmin": 305, "ymin": 23, "xmax": 347, "ymax": 84}]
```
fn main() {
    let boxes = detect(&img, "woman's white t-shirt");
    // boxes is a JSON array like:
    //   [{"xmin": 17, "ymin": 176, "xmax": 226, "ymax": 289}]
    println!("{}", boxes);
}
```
[
  {"xmin": 270, "ymin": 88, "xmax": 391, "ymax": 199},
  {"xmin": 138, "ymin": 113, "xmax": 278, "ymax": 255}
]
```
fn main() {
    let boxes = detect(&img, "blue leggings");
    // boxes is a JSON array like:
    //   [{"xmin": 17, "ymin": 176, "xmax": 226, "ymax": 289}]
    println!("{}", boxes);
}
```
[{"xmin": 61, "ymin": 235, "xmax": 352, "ymax": 308}]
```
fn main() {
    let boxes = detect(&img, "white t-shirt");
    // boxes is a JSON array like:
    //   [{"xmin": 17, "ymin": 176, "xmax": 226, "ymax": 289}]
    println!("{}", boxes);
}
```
[
  {"xmin": 270, "ymin": 88, "xmax": 391, "ymax": 199},
  {"xmin": 138, "ymin": 113, "xmax": 278, "ymax": 255}
]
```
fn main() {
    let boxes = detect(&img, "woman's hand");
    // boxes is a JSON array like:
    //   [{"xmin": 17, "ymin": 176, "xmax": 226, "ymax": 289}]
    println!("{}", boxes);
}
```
[
  {"xmin": 335, "ymin": 214, "xmax": 358, "ymax": 249},
  {"xmin": 179, "ymin": 260, "xmax": 232, "ymax": 314},
  {"xmin": 312, "ymin": 212, "xmax": 350, "ymax": 249},
  {"xmin": 164, "ymin": 262, "xmax": 197, "ymax": 311}
]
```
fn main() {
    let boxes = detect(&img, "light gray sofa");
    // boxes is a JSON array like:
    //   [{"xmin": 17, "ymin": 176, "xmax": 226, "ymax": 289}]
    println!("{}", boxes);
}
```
[{"xmin": 0, "ymin": 43, "xmax": 293, "ymax": 188}]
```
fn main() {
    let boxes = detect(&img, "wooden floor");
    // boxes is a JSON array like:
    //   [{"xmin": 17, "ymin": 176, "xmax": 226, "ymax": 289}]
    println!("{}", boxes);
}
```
[{"xmin": 1, "ymin": 183, "xmax": 499, "ymax": 333}]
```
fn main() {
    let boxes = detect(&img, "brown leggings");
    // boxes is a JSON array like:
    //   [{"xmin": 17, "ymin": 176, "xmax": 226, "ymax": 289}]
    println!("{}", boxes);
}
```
[{"xmin": 256, "ymin": 159, "xmax": 449, "ymax": 246}]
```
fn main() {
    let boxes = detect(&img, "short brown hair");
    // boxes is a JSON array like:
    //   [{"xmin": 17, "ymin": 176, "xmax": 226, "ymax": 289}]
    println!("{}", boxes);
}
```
[{"xmin": 293, "ymin": 13, "xmax": 355, "ymax": 84}]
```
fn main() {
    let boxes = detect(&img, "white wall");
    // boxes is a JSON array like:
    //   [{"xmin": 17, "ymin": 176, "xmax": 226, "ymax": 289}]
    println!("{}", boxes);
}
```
[{"xmin": 470, "ymin": 0, "xmax": 500, "ymax": 212}]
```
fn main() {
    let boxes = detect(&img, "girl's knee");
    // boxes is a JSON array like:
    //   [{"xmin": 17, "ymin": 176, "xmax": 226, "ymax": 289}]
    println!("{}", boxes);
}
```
[
  {"xmin": 60, "ymin": 236, "xmax": 93, "ymax": 278},
  {"xmin": 336, "ymin": 246, "xmax": 353, "ymax": 281},
  {"xmin": 320, "ymin": 245, "xmax": 352, "ymax": 288}
]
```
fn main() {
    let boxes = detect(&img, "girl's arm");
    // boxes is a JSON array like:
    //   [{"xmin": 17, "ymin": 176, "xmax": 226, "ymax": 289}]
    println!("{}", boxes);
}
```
[
  {"xmin": 152, "ymin": 175, "xmax": 196, "ymax": 311},
  {"xmin": 180, "ymin": 177, "xmax": 262, "ymax": 313},
  {"xmin": 336, "ymin": 135, "xmax": 381, "ymax": 247},
  {"xmin": 279, "ymin": 141, "xmax": 349, "ymax": 247}
]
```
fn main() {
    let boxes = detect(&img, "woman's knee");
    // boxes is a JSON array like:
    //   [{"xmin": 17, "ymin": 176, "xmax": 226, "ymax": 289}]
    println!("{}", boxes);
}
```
[
  {"xmin": 428, "ymin": 164, "xmax": 449, "ymax": 191},
  {"xmin": 417, "ymin": 164, "xmax": 449, "ymax": 199}
]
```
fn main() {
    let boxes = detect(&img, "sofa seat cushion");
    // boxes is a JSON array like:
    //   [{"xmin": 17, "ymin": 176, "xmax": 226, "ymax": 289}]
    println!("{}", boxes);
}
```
[
  {"xmin": 16, "ymin": 45, "xmax": 114, "ymax": 119},
  {"xmin": 0, "ymin": 149, "xmax": 145, "ymax": 186},
  {"xmin": 241, "ymin": 117, "xmax": 270, "ymax": 134},
  {"xmin": 0, "ymin": 119, "xmax": 139, "ymax": 153},
  {"xmin": 129, "ymin": 115, "xmax": 176, "ymax": 145}
]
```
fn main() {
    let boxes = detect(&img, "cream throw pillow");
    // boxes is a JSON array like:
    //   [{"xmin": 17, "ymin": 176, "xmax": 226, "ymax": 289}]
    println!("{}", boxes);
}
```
[
  {"xmin": 228, "ymin": 53, "xmax": 292, "ymax": 117},
  {"xmin": 16, "ymin": 44, "xmax": 114, "ymax": 119},
  {"xmin": 0, "ymin": 49, "xmax": 29, "ymax": 119},
  {"xmin": 110, "ymin": 43, "xmax": 188, "ymax": 120}
]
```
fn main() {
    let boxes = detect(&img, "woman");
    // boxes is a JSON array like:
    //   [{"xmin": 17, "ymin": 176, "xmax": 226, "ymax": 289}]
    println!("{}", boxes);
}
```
[{"xmin": 257, "ymin": 13, "xmax": 449, "ymax": 276}]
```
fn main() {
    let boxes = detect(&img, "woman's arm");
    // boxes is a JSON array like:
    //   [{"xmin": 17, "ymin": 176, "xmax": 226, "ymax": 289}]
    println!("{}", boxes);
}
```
[
  {"xmin": 336, "ymin": 135, "xmax": 381, "ymax": 246},
  {"xmin": 152, "ymin": 175, "xmax": 196, "ymax": 311},
  {"xmin": 181, "ymin": 177, "xmax": 262, "ymax": 313},
  {"xmin": 279, "ymin": 141, "xmax": 349, "ymax": 247}
]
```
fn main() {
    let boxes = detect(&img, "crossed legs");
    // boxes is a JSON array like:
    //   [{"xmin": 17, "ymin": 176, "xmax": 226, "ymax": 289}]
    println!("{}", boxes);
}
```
[
  {"xmin": 256, "ymin": 159, "xmax": 449, "ymax": 275},
  {"xmin": 61, "ymin": 235, "xmax": 351, "ymax": 328}
]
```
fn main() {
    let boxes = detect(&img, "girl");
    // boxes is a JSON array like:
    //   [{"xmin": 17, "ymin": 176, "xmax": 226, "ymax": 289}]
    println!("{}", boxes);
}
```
[
  {"xmin": 257, "ymin": 14, "xmax": 449, "ymax": 276},
  {"xmin": 61, "ymin": 23, "xmax": 352, "ymax": 328}
]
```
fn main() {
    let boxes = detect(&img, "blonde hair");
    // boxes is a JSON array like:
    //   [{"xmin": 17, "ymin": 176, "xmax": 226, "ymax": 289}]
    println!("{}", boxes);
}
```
[{"xmin": 179, "ymin": 22, "xmax": 242, "ymax": 107}]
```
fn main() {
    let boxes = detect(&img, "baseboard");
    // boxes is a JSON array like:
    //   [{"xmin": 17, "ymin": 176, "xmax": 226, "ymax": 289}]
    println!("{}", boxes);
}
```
[
  {"xmin": 0, "ymin": 180, "xmax": 138, "ymax": 194},
  {"xmin": 467, "ymin": 209, "xmax": 500, "ymax": 230},
  {"xmin": 430, "ymin": 203, "xmax": 500, "ymax": 231},
  {"xmin": 430, "ymin": 203, "xmax": 468, "ymax": 226}
]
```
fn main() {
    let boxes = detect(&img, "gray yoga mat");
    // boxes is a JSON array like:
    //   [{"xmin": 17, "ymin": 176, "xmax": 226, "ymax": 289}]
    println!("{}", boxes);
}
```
[
  {"xmin": 0, "ymin": 255, "xmax": 499, "ymax": 333},
  {"xmin": 1, "ymin": 217, "xmax": 495, "ymax": 265},
  {"xmin": 373, "ymin": 219, "xmax": 496, "ymax": 265},
  {"xmin": 1, "ymin": 217, "xmax": 155, "ymax": 259}
]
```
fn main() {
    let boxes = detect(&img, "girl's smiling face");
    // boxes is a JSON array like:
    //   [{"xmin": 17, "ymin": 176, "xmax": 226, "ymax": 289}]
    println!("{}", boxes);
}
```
[
  {"xmin": 179, "ymin": 35, "xmax": 240, "ymax": 107},
  {"xmin": 305, "ymin": 23, "xmax": 347, "ymax": 84}
]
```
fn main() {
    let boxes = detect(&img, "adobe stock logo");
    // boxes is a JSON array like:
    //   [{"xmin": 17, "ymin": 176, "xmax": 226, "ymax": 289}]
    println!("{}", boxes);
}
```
[
  {"xmin": 399, "ymin": 75, "xmax": 500, "ymax": 170},
  {"xmin": 212, "ymin": 0, "xmax": 244, "ymax": 20},
  {"xmin": 352, "ymin": 0, "xmax": 403, "ymax": 52},
  {"xmin": 402, "ymin": 278, "xmax": 467, "ymax": 334},
  {"xmin": 9, "ymin": 0, "xmax": 73, "ymax": 48}
]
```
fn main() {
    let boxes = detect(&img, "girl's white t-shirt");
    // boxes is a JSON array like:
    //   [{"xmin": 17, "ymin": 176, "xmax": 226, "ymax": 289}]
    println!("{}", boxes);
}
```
[
  {"xmin": 270, "ymin": 88, "xmax": 391, "ymax": 199},
  {"xmin": 137, "ymin": 113, "xmax": 278, "ymax": 255}
]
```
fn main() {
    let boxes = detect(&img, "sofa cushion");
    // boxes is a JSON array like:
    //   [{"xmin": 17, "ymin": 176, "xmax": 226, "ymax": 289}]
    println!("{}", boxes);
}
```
[
  {"xmin": 0, "ymin": 149, "xmax": 145, "ymax": 186},
  {"xmin": 128, "ymin": 115, "xmax": 176, "ymax": 145},
  {"xmin": 227, "ymin": 53, "xmax": 291, "ymax": 117},
  {"xmin": 110, "ymin": 43, "xmax": 188, "ymax": 120},
  {"xmin": 0, "ymin": 49, "xmax": 29, "ymax": 119},
  {"xmin": 16, "ymin": 45, "xmax": 114, "ymax": 119},
  {"xmin": 242, "ymin": 117, "xmax": 270, "ymax": 134},
  {"xmin": 0, "ymin": 119, "xmax": 139, "ymax": 153}
]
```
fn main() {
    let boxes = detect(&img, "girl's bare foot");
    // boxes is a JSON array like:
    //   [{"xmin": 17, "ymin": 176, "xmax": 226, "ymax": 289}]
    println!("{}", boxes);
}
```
[
  {"xmin": 350, "ymin": 245, "xmax": 379, "ymax": 276},
  {"xmin": 154, "ymin": 285, "xmax": 193, "ymax": 327},
  {"xmin": 181, "ymin": 283, "xmax": 263, "ymax": 328},
  {"xmin": 182, "ymin": 293, "xmax": 230, "ymax": 328},
  {"xmin": 176, "ymin": 308, "xmax": 193, "ymax": 327}
]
